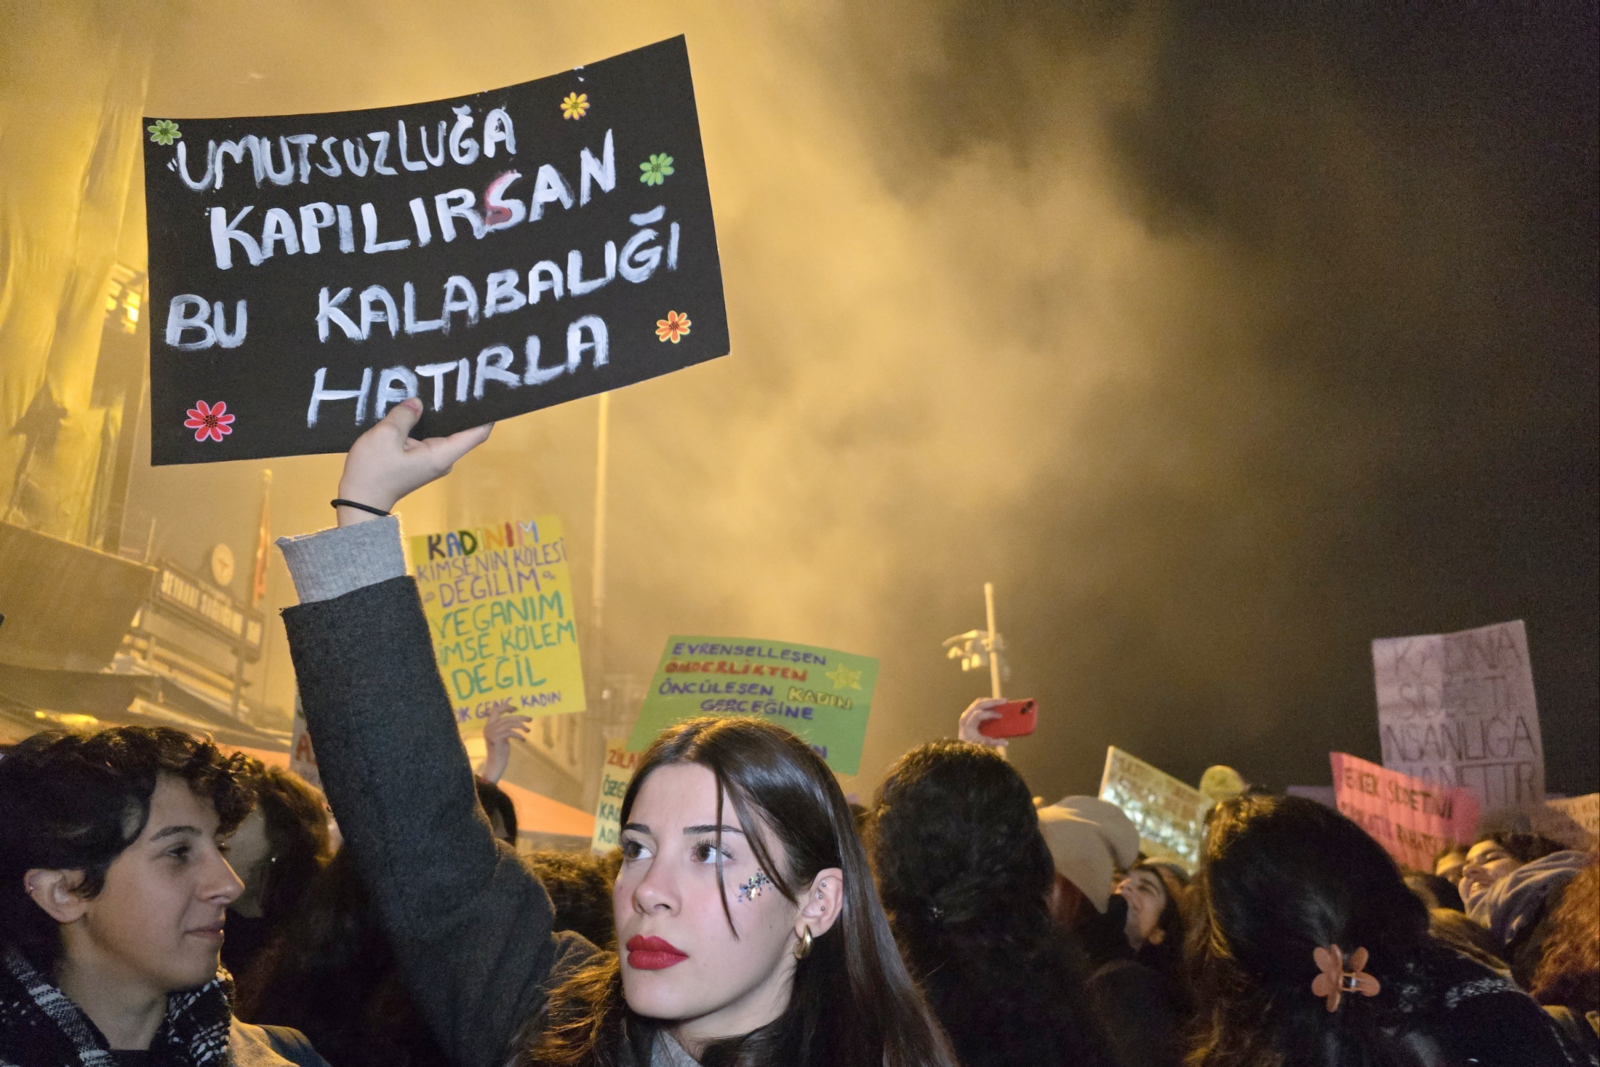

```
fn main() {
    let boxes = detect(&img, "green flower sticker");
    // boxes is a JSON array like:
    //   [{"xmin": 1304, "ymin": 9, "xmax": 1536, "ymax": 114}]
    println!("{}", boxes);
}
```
[
  {"xmin": 639, "ymin": 153, "xmax": 675, "ymax": 186},
  {"xmin": 147, "ymin": 119, "xmax": 181, "ymax": 146}
]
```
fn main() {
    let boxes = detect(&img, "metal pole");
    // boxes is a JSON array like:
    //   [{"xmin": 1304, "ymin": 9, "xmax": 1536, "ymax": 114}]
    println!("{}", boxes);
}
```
[
  {"xmin": 592, "ymin": 392, "xmax": 610, "ymax": 686},
  {"xmin": 984, "ymin": 581, "xmax": 1002, "ymax": 699},
  {"xmin": 580, "ymin": 393, "xmax": 615, "ymax": 812}
]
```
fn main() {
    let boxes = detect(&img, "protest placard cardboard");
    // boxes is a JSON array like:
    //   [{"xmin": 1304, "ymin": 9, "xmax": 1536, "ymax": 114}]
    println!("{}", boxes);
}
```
[
  {"xmin": 1098, "ymin": 747, "xmax": 1210, "ymax": 869},
  {"xmin": 409, "ymin": 516, "xmax": 585, "ymax": 734},
  {"xmin": 1286, "ymin": 785, "xmax": 1337, "ymax": 808},
  {"xmin": 1527, "ymin": 794, "xmax": 1599, "ymax": 853},
  {"xmin": 591, "ymin": 735, "xmax": 639, "ymax": 854},
  {"xmin": 288, "ymin": 695, "xmax": 321, "ymax": 789},
  {"xmin": 625, "ymin": 637, "xmax": 878, "ymax": 775},
  {"xmin": 1330, "ymin": 752, "xmax": 1480, "ymax": 871},
  {"xmin": 1373, "ymin": 620, "xmax": 1544, "ymax": 811},
  {"xmin": 143, "ymin": 36, "xmax": 727, "ymax": 465}
]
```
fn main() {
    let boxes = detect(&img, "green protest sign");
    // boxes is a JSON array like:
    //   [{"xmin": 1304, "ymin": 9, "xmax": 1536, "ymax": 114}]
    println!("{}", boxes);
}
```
[{"xmin": 626, "ymin": 636, "xmax": 877, "ymax": 774}]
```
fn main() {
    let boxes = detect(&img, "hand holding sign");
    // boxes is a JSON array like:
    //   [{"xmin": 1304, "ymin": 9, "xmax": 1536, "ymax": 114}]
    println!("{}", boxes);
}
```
[
  {"xmin": 477, "ymin": 706, "xmax": 533, "ymax": 784},
  {"xmin": 335, "ymin": 397, "xmax": 491, "ymax": 525}
]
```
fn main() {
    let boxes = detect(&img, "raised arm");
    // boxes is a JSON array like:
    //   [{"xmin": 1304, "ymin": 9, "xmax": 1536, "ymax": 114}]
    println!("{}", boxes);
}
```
[{"xmin": 278, "ymin": 401, "xmax": 591, "ymax": 1067}]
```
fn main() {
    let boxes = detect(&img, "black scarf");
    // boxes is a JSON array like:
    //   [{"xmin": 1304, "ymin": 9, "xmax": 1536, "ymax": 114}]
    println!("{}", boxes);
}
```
[{"xmin": 0, "ymin": 947, "xmax": 233, "ymax": 1067}]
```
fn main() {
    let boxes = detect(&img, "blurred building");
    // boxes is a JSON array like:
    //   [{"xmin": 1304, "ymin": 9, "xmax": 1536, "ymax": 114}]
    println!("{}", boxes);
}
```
[
  {"xmin": 0, "ymin": 26, "xmax": 285, "ymax": 752},
  {"xmin": 0, "ymin": 269, "xmax": 282, "ymax": 750}
]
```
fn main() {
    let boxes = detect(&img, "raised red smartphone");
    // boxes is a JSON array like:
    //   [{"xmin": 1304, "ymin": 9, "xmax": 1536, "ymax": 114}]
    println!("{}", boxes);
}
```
[{"xmin": 978, "ymin": 699, "xmax": 1037, "ymax": 738}]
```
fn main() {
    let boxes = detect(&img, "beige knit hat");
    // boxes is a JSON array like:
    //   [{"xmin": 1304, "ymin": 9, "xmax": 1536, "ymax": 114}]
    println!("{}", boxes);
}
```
[{"xmin": 1037, "ymin": 796, "xmax": 1141, "ymax": 913}]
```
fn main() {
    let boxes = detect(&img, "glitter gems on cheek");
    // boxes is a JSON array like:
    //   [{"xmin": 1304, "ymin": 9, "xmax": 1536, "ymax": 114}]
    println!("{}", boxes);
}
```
[{"xmin": 736, "ymin": 870, "xmax": 773, "ymax": 903}]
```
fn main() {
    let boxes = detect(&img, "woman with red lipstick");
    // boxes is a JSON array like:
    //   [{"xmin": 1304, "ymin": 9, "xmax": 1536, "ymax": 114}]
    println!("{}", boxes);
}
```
[
  {"xmin": 277, "ymin": 401, "xmax": 957, "ymax": 1067},
  {"xmin": 531, "ymin": 717, "xmax": 957, "ymax": 1066}
]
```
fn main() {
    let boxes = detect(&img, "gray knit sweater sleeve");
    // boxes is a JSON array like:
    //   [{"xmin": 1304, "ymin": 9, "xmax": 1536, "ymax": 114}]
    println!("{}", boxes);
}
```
[
  {"xmin": 278, "ymin": 562, "xmax": 596, "ymax": 1067},
  {"xmin": 275, "ymin": 516, "xmax": 406, "ymax": 603}
]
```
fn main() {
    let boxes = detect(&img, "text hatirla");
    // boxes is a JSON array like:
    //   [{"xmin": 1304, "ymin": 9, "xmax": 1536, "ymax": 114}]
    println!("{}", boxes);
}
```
[{"xmin": 306, "ymin": 315, "xmax": 609, "ymax": 428}]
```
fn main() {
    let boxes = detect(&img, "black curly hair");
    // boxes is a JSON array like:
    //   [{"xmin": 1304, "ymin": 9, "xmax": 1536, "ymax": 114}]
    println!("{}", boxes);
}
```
[
  {"xmin": 869, "ymin": 740, "xmax": 1116, "ymax": 1067},
  {"xmin": 0, "ymin": 726, "xmax": 253, "ymax": 970},
  {"xmin": 524, "ymin": 850, "xmax": 619, "ymax": 950},
  {"xmin": 1469, "ymin": 830, "xmax": 1566, "ymax": 865}
]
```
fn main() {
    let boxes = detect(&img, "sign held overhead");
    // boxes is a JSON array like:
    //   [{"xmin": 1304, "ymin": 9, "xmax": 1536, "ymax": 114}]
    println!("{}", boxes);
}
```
[
  {"xmin": 627, "ymin": 637, "xmax": 879, "ymax": 775},
  {"xmin": 144, "ymin": 36, "xmax": 727, "ymax": 464},
  {"xmin": 409, "ymin": 516, "xmax": 586, "ymax": 733},
  {"xmin": 1098, "ymin": 746, "xmax": 1210, "ymax": 870},
  {"xmin": 1372, "ymin": 619, "xmax": 1544, "ymax": 812},
  {"xmin": 1330, "ymin": 751, "xmax": 1480, "ymax": 872}
]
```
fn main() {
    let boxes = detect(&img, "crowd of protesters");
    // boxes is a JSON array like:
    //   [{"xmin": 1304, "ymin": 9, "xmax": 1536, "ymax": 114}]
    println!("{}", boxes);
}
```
[{"xmin": 2, "ymin": 399, "xmax": 1596, "ymax": 1067}]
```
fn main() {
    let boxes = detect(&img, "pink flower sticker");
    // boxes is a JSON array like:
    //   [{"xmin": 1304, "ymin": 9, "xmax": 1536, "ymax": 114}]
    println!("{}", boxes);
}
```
[{"xmin": 185, "ymin": 400, "xmax": 235, "ymax": 443}]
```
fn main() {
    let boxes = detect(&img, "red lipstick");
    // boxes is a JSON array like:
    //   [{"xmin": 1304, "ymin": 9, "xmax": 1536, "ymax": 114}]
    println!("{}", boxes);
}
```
[{"xmin": 626, "ymin": 935, "xmax": 688, "ymax": 970}]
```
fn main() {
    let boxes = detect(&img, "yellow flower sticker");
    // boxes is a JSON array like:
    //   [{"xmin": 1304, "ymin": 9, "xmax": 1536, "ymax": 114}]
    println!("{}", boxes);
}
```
[
  {"xmin": 655, "ymin": 311, "xmax": 691, "ymax": 344},
  {"xmin": 825, "ymin": 663, "xmax": 863, "ymax": 691},
  {"xmin": 561, "ymin": 92, "xmax": 589, "ymax": 120}
]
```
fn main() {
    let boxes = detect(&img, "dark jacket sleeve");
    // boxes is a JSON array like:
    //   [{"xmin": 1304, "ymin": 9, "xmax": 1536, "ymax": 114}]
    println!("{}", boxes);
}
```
[
  {"xmin": 1086, "ymin": 960, "xmax": 1184, "ymax": 1067},
  {"xmin": 1441, "ymin": 990, "xmax": 1600, "ymax": 1067},
  {"xmin": 282, "ymin": 576, "xmax": 595, "ymax": 1067}
]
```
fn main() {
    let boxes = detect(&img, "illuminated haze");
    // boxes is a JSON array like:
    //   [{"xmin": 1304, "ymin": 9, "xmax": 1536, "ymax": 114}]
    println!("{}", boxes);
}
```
[{"xmin": 21, "ymin": 1, "xmax": 1597, "ymax": 796}]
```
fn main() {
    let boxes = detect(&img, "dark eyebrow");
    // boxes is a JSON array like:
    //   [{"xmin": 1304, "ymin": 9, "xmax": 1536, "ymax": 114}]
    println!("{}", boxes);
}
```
[
  {"xmin": 683, "ymin": 824, "xmax": 745, "ymax": 836},
  {"xmin": 150, "ymin": 825, "xmax": 202, "ymax": 842},
  {"xmin": 622, "ymin": 823, "xmax": 651, "ymax": 835}
]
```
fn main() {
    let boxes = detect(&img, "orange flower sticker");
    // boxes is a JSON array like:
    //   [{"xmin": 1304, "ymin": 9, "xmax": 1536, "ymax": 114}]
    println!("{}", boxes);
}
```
[{"xmin": 655, "ymin": 310, "xmax": 691, "ymax": 344}]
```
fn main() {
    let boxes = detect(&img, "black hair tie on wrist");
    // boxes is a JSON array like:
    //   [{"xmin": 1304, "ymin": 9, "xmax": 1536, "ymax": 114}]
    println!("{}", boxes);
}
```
[{"xmin": 330, "ymin": 498, "xmax": 391, "ymax": 518}]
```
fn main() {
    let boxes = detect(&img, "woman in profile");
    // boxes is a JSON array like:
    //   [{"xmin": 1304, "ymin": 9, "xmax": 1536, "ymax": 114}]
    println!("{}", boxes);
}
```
[
  {"xmin": 222, "ymin": 761, "xmax": 334, "ymax": 978},
  {"xmin": 276, "ymin": 399, "xmax": 956, "ymax": 1067},
  {"xmin": 1187, "ymin": 793, "xmax": 1593, "ymax": 1067},
  {"xmin": 1084, "ymin": 860, "xmax": 1191, "ymax": 1067}
]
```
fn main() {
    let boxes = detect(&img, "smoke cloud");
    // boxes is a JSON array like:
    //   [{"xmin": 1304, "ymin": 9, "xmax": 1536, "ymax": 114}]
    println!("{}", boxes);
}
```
[{"xmin": 15, "ymin": 0, "xmax": 1592, "ymax": 796}]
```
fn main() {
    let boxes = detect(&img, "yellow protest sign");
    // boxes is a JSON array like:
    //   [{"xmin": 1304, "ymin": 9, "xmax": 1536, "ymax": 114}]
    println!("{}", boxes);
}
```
[
  {"xmin": 590, "ymin": 735, "xmax": 639, "ymax": 854},
  {"xmin": 409, "ymin": 516, "xmax": 586, "ymax": 734}
]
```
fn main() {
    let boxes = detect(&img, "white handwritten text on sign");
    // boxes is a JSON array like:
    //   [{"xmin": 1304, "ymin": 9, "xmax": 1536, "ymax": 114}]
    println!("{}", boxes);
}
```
[{"xmin": 143, "ymin": 36, "xmax": 727, "ymax": 465}]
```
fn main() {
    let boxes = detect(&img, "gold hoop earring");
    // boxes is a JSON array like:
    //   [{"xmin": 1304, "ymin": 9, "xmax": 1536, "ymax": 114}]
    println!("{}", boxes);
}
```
[{"xmin": 794, "ymin": 925, "xmax": 814, "ymax": 960}]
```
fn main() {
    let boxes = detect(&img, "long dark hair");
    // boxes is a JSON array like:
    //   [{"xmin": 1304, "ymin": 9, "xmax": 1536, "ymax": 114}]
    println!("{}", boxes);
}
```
[
  {"xmin": 235, "ymin": 849, "xmax": 450, "ymax": 1067},
  {"xmin": 524, "ymin": 717, "xmax": 956, "ymax": 1067},
  {"xmin": 246, "ymin": 763, "xmax": 334, "ymax": 928},
  {"xmin": 869, "ymin": 740, "xmax": 1116, "ymax": 1067},
  {"xmin": 1187, "ymin": 794, "xmax": 1560, "ymax": 1067},
  {"xmin": 1129, "ymin": 859, "xmax": 1190, "ymax": 979}
]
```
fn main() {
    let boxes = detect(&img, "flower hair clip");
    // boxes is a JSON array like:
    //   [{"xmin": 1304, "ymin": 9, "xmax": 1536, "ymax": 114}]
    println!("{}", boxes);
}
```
[{"xmin": 1311, "ymin": 945, "xmax": 1380, "ymax": 1012}]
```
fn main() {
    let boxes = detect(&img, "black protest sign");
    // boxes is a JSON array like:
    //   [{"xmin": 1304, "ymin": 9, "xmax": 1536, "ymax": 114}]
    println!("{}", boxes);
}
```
[{"xmin": 143, "ymin": 36, "xmax": 726, "ymax": 465}]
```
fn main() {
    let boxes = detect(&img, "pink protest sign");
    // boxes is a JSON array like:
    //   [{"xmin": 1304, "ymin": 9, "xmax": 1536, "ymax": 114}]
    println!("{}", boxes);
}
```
[{"xmin": 1331, "ymin": 752, "xmax": 1480, "ymax": 872}]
